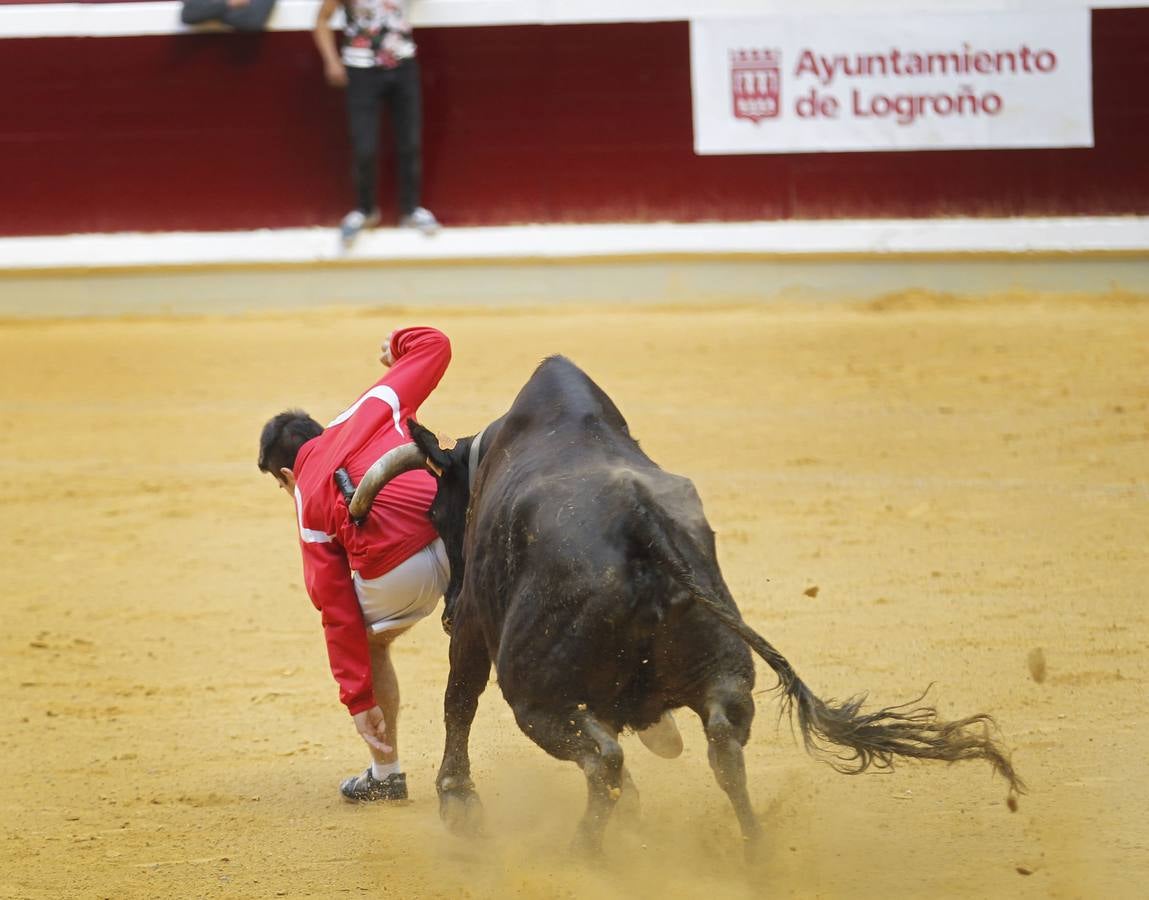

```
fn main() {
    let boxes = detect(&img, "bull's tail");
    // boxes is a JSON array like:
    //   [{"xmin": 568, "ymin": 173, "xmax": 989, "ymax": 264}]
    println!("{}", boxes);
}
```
[
  {"xmin": 690, "ymin": 586, "xmax": 1024, "ymax": 797},
  {"xmin": 635, "ymin": 501, "xmax": 1025, "ymax": 801}
]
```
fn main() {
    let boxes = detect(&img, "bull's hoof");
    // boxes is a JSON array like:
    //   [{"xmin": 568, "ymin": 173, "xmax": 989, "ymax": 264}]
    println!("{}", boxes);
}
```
[{"xmin": 439, "ymin": 786, "xmax": 484, "ymax": 837}]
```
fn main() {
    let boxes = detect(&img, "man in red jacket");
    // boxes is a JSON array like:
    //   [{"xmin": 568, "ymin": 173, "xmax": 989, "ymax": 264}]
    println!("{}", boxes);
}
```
[{"xmin": 257, "ymin": 326, "xmax": 451, "ymax": 802}]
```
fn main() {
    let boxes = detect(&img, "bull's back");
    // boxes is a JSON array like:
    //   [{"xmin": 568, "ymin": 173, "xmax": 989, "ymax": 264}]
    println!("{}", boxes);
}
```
[
  {"xmin": 472, "ymin": 354, "xmax": 713, "ymax": 610},
  {"xmin": 500, "ymin": 356, "xmax": 632, "ymax": 438}
]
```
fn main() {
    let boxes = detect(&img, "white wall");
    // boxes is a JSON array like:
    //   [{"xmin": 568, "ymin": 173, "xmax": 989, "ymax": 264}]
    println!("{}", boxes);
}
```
[
  {"xmin": 2, "ymin": 0, "xmax": 1146, "ymax": 40},
  {"xmin": 419, "ymin": 0, "xmax": 1148, "ymax": 24}
]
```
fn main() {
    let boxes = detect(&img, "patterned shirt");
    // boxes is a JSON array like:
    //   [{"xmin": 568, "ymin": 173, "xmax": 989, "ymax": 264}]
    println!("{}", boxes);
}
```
[{"xmin": 341, "ymin": 0, "xmax": 417, "ymax": 70}]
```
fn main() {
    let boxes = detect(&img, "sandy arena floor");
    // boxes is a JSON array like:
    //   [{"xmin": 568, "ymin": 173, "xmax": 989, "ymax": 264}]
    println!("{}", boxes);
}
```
[{"xmin": 2, "ymin": 294, "xmax": 1147, "ymax": 898}]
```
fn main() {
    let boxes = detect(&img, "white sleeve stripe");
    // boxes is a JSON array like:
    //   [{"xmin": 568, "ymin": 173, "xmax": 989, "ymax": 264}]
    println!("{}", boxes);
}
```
[
  {"xmin": 294, "ymin": 485, "xmax": 334, "ymax": 544},
  {"xmin": 327, "ymin": 385, "xmax": 404, "ymax": 436}
]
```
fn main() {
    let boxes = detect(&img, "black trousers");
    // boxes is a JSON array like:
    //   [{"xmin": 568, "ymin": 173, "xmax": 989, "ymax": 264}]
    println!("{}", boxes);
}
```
[{"xmin": 346, "ymin": 59, "xmax": 423, "ymax": 217}]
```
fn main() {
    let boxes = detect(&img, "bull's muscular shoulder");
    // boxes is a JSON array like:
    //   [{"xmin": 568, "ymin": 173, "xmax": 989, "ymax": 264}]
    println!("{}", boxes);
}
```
[
  {"xmin": 535, "ymin": 354, "xmax": 581, "ymax": 379},
  {"xmin": 508, "ymin": 355, "xmax": 630, "ymax": 435}
]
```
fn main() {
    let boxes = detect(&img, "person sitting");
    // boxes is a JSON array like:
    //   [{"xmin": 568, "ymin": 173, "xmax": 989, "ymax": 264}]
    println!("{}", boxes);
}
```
[{"xmin": 180, "ymin": 0, "xmax": 277, "ymax": 33}]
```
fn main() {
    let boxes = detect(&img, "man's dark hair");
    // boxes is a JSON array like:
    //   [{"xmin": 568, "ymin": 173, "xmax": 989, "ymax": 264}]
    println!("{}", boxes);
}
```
[{"xmin": 258, "ymin": 410, "xmax": 324, "ymax": 481}]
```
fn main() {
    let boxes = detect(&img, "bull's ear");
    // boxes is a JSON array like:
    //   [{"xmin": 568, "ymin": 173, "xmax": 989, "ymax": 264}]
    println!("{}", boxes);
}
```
[{"xmin": 408, "ymin": 419, "xmax": 453, "ymax": 474}]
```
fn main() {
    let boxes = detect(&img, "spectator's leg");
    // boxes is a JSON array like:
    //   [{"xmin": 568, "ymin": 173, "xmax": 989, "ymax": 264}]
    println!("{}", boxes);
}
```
[
  {"xmin": 390, "ymin": 58, "xmax": 424, "ymax": 217},
  {"xmin": 346, "ymin": 67, "xmax": 382, "ymax": 214},
  {"xmin": 223, "ymin": 0, "xmax": 277, "ymax": 32},
  {"xmin": 180, "ymin": 0, "xmax": 229, "ymax": 26}
]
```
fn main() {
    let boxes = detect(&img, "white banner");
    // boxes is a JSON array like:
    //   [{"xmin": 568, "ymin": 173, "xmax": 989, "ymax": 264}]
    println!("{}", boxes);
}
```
[{"xmin": 690, "ymin": 9, "xmax": 1093, "ymax": 154}]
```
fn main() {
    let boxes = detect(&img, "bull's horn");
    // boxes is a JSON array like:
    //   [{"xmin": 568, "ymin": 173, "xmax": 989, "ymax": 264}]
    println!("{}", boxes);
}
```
[{"xmin": 348, "ymin": 443, "xmax": 426, "ymax": 520}]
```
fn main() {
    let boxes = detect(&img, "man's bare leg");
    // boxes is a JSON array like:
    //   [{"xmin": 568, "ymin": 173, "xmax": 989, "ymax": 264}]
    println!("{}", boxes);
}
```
[
  {"xmin": 340, "ymin": 625, "xmax": 413, "ymax": 802},
  {"xmin": 368, "ymin": 625, "xmax": 411, "ymax": 767}
]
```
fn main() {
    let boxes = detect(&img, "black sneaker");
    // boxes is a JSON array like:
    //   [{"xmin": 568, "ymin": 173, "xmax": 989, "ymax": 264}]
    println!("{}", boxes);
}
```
[{"xmin": 340, "ymin": 769, "xmax": 408, "ymax": 802}]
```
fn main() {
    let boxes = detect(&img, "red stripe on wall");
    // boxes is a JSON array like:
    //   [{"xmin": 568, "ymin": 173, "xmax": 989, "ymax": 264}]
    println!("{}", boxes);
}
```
[{"xmin": 0, "ymin": 13, "xmax": 1147, "ymax": 237}]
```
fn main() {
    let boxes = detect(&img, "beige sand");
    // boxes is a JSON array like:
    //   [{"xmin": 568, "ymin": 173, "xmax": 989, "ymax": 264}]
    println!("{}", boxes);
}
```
[{"xmin": 2, "ymin": 296, "xmax": 1147, "ymax": 898}]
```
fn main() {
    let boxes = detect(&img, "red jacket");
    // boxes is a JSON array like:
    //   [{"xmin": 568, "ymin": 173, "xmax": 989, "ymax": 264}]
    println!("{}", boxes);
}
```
[{"xmin": 291, "ymin": 326, "xmax": 450, "ymax": 714}]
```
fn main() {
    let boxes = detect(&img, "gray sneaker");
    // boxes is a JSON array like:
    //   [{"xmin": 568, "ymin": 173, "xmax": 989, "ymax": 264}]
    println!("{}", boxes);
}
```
[
  {"xmin": 340, "ymin": 208, "xmax": 381, "ymax": 246},
  {"xmin": 339, "ymin": 769, "xmax": 407, "ymax": 802},
  {"xmin": 399, "ymin": 206, "xmax": 440, "ymax": 236}
]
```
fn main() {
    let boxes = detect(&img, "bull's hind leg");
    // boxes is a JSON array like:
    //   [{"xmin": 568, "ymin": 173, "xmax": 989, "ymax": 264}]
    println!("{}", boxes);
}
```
[
  {"xmin": 704, "ymin": 696, "xmax": 762, "ymax": 858},
  {"xmin": 513, "ymin": 705, "xmax": 625, "ymax": 855},
  {"xmin": 436, "ymin": 614, "xmax": 491, "ymax": 836}
]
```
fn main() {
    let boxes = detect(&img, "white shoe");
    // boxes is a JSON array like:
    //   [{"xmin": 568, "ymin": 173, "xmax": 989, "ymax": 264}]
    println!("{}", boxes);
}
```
[
  {"xmin": 399, "ymin": 206, "xmax": 440, "ymax": 236},
  {"xmin": 637, "ymin": 710, "xmax": 683, "ymax": 759},
  {"xmin": 340, "ymin": 208, "xmax": 380, "ymax": 246}
]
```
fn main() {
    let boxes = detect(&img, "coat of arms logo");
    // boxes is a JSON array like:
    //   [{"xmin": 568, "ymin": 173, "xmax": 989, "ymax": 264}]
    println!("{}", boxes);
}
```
[{"xmin": 731, "ymin": 49, "xmax": 781, "ymax": 123}]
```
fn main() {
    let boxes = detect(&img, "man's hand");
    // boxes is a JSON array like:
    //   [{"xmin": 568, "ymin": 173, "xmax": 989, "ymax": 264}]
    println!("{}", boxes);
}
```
[
  {"xmin": 352, "ymin": 706, "xmax": 392, "ymax": 753},
  {"xmin": 379, "ymin": 331, "xmax": 396, "ymax": 368},
  {"xmin": 325, "ymin": 60, "xmax": 349, "ymax": 88},
  {"xmin": 314, "ymin": 0, "xmax": 347, "ymax": 87}
]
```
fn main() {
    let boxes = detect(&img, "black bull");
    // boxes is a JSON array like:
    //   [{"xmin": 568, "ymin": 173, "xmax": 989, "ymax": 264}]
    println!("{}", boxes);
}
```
[{"xmin": 349, "ymin": 356, "xmax": 1024, "ymax": 853}]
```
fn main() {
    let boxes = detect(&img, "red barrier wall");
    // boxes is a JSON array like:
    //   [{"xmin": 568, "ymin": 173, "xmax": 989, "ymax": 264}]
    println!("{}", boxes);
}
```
[{"xmin": 1, "ymin": 10, "xmax": 1147, "ymax": 236}]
